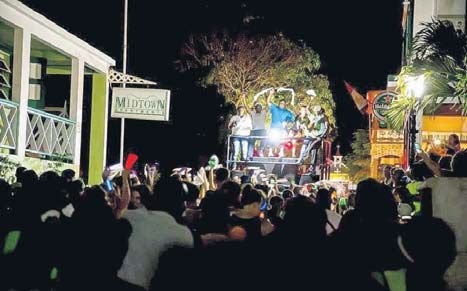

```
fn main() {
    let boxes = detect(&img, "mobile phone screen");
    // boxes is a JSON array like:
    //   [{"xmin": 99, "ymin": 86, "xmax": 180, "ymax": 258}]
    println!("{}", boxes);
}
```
[
  {"xmin": 414, "ymin": 143, "xmax": 422, "ymax": 153},
  {"xmin": 104, "ymin": 179, "xmax": 114, "ymax": 192}
]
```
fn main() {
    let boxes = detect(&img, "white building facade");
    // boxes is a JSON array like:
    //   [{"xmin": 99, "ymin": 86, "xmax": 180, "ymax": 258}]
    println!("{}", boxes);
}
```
[{"xmin": 0, "ymin": 0, "xmax": 115, "ymax": 184}]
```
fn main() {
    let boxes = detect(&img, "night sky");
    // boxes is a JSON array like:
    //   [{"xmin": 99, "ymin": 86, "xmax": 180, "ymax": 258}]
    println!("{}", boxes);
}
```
[{"xmin": 21, "ymin": 0, "xmax": 403, "ymax": 169}]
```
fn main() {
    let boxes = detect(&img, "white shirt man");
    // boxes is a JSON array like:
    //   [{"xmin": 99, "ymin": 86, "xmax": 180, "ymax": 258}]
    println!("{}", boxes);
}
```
[
  {"xmin": 229, "ymin": 114, "xmax": 252, "ymax": 136},
  {"xmin": 118, "ymin": 208, "xmax": 194, "ymax": 290},
  {"xmin": 251, "ymin": 103, "xmax": 267, "ymax": 131},
  {"xmin": 249, "ymin": 103, "xmax": 268, "ymax": 157},
  {"xmin": 229, "ymin": 106, "xmax": 252, "ymax": 168}
]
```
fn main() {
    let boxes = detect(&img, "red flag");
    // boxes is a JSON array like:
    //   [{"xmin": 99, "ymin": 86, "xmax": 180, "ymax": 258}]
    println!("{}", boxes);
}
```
[
  {"xmin": 344, "ymin": 81, "xmax": 368, "ymax": 114},
  {"xmin": 402, "ymin": 1, "xmax": 410, "ymax": 35}
]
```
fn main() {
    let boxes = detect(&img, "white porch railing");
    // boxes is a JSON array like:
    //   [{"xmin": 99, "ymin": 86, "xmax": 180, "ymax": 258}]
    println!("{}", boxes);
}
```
[
  {"xmin": 0, "ymin": 99, "xmax": 76, "ymax": 162},
  {"xmin": 0, "ymin": 99, "xmax": 18, "ymax": 150},
  {"xmin": 26, "ymin": 107, "xmax": 75, "ymax": 160}
]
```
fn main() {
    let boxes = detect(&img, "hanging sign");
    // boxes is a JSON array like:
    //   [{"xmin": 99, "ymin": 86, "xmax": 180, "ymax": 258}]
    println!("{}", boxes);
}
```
[
  {"xmin": 111, "ymin": 88, "xmax": 170, "ymax": 121},
  {"xmin": 372, "ymin": 91, "xmax": 397, "ymax": 122}
]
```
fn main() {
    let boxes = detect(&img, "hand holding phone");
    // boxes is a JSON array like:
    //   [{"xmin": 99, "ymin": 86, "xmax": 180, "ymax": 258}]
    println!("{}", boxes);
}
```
[
  {"xmin": 414, "ymin": 143, "xmax": 422, "ymax": 153},
  {"xmin": 104, "ymin": 178, "xmax": 114, "ymax": 192}
]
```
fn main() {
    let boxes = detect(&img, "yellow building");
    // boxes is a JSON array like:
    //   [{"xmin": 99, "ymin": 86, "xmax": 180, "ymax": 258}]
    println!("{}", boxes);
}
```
[
  {"xmin": 368, "ymin": 89, "xmax": 466, "ymax": 179},
  {"xmin": 369, "ymin": 0, "xmax": 465, "ymax": 179}
]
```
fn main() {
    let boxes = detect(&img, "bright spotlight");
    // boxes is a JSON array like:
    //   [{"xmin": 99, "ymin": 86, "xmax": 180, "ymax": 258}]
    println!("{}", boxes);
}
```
[
  {"xmin": 408, "ymin": 75, "xmax": 425, "ymax": 99},
  {"xmin": 269, "ymin": 129, "xmax": 285, "ymax": 142}
]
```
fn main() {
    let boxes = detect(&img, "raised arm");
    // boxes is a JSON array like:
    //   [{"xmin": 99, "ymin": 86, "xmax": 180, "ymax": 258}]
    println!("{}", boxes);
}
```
[
  {"xmin": 418, "ymin": 151, "xmax": 441, "ymax": 177},
  {"xmin": 115, "ymin": 169, "xmax": 131, "ymax": 218},
  {"xmin": 266, "ymin": 89, "xmax": 275, "ymax": 106}
]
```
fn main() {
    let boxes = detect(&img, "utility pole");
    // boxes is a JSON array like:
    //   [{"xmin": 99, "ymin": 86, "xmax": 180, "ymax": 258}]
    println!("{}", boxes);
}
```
[{"xmin": 120, "ymin": 0, "xmax": 128, "ymax": 164}]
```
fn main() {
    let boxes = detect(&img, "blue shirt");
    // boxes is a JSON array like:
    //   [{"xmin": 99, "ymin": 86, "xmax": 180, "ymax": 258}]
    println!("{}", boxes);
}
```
[{"xmin": 269, "ymin": 103, "xmax": 294, "ymax": 129}]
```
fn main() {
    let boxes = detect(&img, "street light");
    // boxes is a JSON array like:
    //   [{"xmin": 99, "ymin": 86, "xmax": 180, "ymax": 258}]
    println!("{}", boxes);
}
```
[
  {"xmin": 406, "ymin": 75, "xmax": 425, "ymax": 166},
  {"xmin": 407, "ymin": 75, "xmax": 425, "ymax": 99}
]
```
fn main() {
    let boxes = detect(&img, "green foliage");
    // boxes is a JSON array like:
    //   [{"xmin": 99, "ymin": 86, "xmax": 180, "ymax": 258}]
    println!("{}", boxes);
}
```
[
  {"xmin": 177, "ymin": 32, "xmax": 336, "ymax": 126},
  {"xmin": 387, "ymin": 20, "xmax": 467, "ymax": 130},
  {"xmin": 344, "ymin": 129, "xmax": 371, "ymax": 182},
  {"xmin": 0, "ymin": 156, "xmax": 20, "ymax": 184}
]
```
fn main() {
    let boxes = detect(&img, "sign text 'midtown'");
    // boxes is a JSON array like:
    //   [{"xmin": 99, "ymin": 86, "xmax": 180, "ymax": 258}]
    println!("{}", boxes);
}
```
[{"xmin": 111, "ymin": 88, "xmax": 171, "ymax": 121}]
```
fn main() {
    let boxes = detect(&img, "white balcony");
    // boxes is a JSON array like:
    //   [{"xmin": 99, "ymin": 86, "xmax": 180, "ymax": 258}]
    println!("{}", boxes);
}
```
[{"xmin": 0, "ymin": 98, "xmax": 76, "ymax": 162}]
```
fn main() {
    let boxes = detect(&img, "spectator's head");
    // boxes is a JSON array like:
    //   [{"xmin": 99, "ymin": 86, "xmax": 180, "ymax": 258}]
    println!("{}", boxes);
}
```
[
  {"xmin": 39, "ymin": 170, "xmax": 60, "ymax": 183},
  {"xmin": 219, "ymin": 181, "xmax": 241, "ymax": 208},
  {"xmin": 153, "ymin": 177, "xmax": 186, "ymax": 221},
  {"xmin": 214, "ymin": 167, "xmax": 230, "ymax": 189},
  {"xmin": 39, "ymin": 171, "xmax": 67, "ymax": 211},
  {"xmin": 451, "ymin": 150, "xmax": 467, "ymax": 177},
  {"xmin": 240, "ymin": 188, "xmax": 264, "ymax": 217},
  {"xmin": 355, "ymin": 178, "xmax": 397, "ymax": 222},
  {"xmin": 241, "ymin": 183, "xmax": 253, "ymax": 194},
  {"xmin": 401, "ymin": 217, "xmax": 456, "ymax": 291},
  {"xmin": 130, "ymin": 184, "xmax": 152, "ymax": 210},
  {"xmin": 448, "ymin": 134, "xmax": 460, "ymax": 148},
  {"xmin": 316, "ymin": 188, "xmax": 332, "ymax": 210},
  {"xmin": 282, "ymin": 189, "xmax": 294, "ymax": 200},
  {"xmin": 292, "ymin": 186, "xmax": 302, "ymax": 197},
  {"xmin": 438, "ymin": 156, "xmax": 452, "ymax": 171},
  {"xmin": 254, "ymin": 102, "xmax": 263, "ymax": 113},
  {"xmin": 21, "ymin": 169, "xmax": 38, "ymax": 188},
  {"xmin": 392, "ymin": 168, "xmax": 407, "ymax": 186},
  {"xmin": 183, "ymin": 182, "xmax": 200, "ymax": 205},
  {"xmin": 282, "ymin": 195, "xmax": 327, "ymax": 241},
  {"xmin": 393, "ymin": 186, "xmax": 414, "ymax": 210},
  {"xmin": 279, "ymin": 99, "xmax": 286, "ymax": 109},
  {"xmin": 268, "ymin": 195, "xmax": 284, "ymax": 212},
  {"xmin": 67, "ymin": 179, "xmax": 84, "ymax": 207},
  {"xmin": 383, "ymin": 165, "xmax": 392, "ymax": 179},
  {"xmin": 199, "ymin": 194, "xmax": 230, "ymax": 234},
  {"xmin": 61, "ymin": 169, "xmax": 76, "ymax": 183},
  {"xmin": 409, "ymin": 161, "xmax": 434, "ymax": 181},
  {"xmin": 15, "ymin": 167, "xmax": 26, "ymax": 184},
  {"xmin": 254, "ymin": 184, "xmax": 269, "ymax": 196},
  {"xmin": 240, "ymin": 175, "xmax": 251, "ymax": 185}
]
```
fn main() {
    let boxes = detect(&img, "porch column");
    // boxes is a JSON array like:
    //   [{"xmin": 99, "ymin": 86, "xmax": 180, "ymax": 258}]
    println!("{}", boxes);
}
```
[
  {"xmin": 69, "ymin": 57, "xmax": 84, "ymax": 167},
  {"xmin": 88, "ymin": 73, "xmax": 108, "ymax": 185},
  {"xmin": 11, "ymin": 27, "xmax": 31, "ymax": 160}
]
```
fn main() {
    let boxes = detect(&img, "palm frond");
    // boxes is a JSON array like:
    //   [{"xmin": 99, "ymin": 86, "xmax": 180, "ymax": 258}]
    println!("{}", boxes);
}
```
[
  {"xmin": 386, "ymin": 97, "xmax": 415, "ymax": 130},
  {"xmin": 413, "ymin": 19, "xmax": 467, "ymax": 66},
  {"xmin": 388, "ymin": 20, "xmax": 467, "ymax": 130}
]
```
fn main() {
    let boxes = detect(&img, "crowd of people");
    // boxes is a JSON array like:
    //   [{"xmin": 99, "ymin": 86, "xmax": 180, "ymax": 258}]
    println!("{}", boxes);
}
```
[
  {"xmin": 0, "ymin": 140, "xmax": 466, "ymax": 291},
  {"xmin": 228, "ymin": 89, "xmax": 329, "ymax": 169}
]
